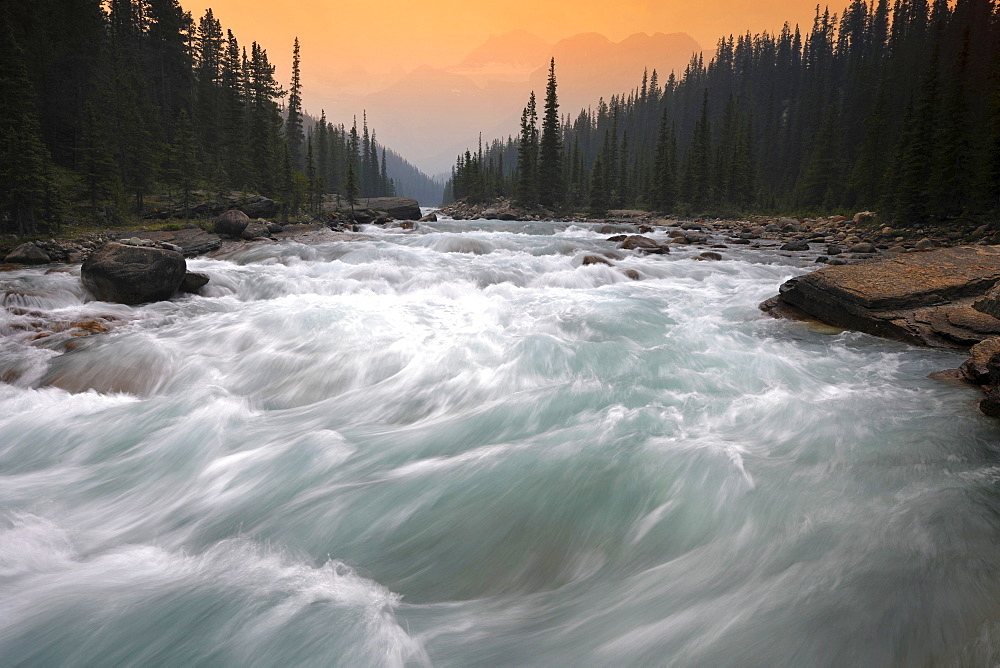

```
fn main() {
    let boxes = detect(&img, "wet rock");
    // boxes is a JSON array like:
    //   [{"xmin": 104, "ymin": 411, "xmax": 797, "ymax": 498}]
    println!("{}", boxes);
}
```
[
  {"xmin": 214, "ymin": 209, "xmax": 250, "ymax": 238},
  {"xmin": 180, "ymin": 272, "xmax": 210, "ymax": 294},
  {"xmin": 780, "ymin": 240, "xmax": 810, "ymax": 251},
  {"xmin": 606, "ymin": 235, "xmax": 628, "ymax": 243},
  {"xmin": 622, "ymin": 269, "xmax": 641, "ymax": 280},
  {"xmin": 419, "ymin": 213, "xmax": 438, "ymax": 222},
  {"xmin": 764, "ymin": 246, "xmax": 1000, "ymax": 347},
  {"xmin": 582, "ymin": 255, "xmax": 613, "ymax": 267},
  {"xmin": 697, "ymin": 252, "xmax": 723, "ymax": 261},
  {"xmin": 827, "ymin": 244, "xmax": 844, "ymax": 255},
  {"xmin": 960, "ymin": 337, "xmax": 1000, "ymax": 385},
  {"xmin": 81, "ymin": 242, "xmax": 186, "ymax": 305},
  {"xmin": 4, "ymin": 243, "xmax": 50, "ymax": 265},
  {"xmin": 619, "ymin": 235, "xmax": 670, "ymax": 254}
]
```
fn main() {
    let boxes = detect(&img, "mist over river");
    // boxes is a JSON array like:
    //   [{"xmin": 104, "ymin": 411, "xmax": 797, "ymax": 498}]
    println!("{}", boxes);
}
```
[{"xmin": 3, "ymin": 215, "xmax": 1000, "ymax": 666}]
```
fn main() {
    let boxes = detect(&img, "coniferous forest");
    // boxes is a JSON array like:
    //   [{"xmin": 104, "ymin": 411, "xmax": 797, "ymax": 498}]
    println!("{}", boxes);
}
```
[
  {"xmin": 0, "ymin": 0, "xmax": 428, "ymax": 237},
  {"xmin": 445, "ymin": 0, "xmax": 1000, "ymax": 226}
]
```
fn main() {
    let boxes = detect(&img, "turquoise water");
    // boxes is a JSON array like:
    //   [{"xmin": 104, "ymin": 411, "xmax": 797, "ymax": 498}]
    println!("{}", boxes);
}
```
[{"xmin": 2, "ymin": 218, "xmax": 1000, "ymax": 666}]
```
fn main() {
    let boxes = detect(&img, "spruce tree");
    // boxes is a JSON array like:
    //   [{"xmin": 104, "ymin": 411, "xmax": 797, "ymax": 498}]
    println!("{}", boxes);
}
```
[
  {"xmin": 286, "ymin": 37, "xmax": 305, "ymax": 171},
  {"xmin": 538, "ymin": 59, "xmax": 564, "ymax": 209},
  {"xmin": 515, "ymin": 92, "xmax": 539, "ymax": 207}
]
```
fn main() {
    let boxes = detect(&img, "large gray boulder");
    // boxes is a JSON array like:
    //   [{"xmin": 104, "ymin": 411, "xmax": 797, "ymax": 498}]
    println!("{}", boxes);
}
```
[
  {"xmin": 4, "ymin": 242, "xmax": 50, "ymax": 264},
  {"xmin": 214, "ymin": 209, "xmax": 250, "ymax": 238},
  {"xmin": 82, "ymin": 242, "xmax": 187, "ymax": 305}
]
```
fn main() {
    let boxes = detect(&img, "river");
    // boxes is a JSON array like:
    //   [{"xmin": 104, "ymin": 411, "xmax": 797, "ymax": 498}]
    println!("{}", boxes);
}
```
[{"xmin": 2, "ymin": 215, "xmax": 1000, "ymax": 665}]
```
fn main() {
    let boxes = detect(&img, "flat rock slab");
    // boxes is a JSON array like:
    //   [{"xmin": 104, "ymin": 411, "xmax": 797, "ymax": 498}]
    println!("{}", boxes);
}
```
[
  {"xmin": 763, "ymin": 246, "xmax": 1000, "ymax": 347},
  {"xmin": 115, "ymin": 228, "xmax": 222, "ymax": 257}
]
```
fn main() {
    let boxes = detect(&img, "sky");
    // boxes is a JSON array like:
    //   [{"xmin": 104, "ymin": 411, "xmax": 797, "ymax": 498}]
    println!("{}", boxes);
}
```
[
  {"xmin": 183, "ymin": 0, "xmax": 819, "ymax": 103},
  {"xmin": 179, "ymin": 0, "xmax": 822, "ymax": 174}
]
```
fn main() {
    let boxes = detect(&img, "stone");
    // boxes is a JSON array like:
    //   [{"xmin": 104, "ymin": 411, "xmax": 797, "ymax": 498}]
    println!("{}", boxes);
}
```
[
  {"xmin": 242, "ymin": 221, "xmax": 271, "ymax": 239},
  {"xmin": 620, "ymin": 235, "xmax": 670, "ymax": 254},
  {"xmin": 849, "ymin": 243, "xmax": 877, "ymax": 254},
  {"xmin": 214, "ymin": 209, "xmax": 250, "ymax": 238},
  {"xmin": 353, "ymin": 197, "xmax": 421, "ymax": 221},
  {"xmin": 582, "ymin": 255, "xmax": 614, "ymax": 267},
  {"xmin": 854, "ymin": 211, "xmax": 877, "ymax": 225},
  {"xmin": 622, "ymin": 269, "xmax": 641, "ymax": 280},
  {"xmin": 973, "ymin": 285, "xmax": 1000, "ymax": 320},
  {"xmin": 697, "ymin": 252, "xmax": 723, "ymax": 261},
  {"xmin": 419, "ymin": 213, "xmax": 438, "ymax": 222},
  {"xmin": 780, "ymin": 240, "xmax": 810, "ymax": 251},
  {"xmin": 915, "ymin": 238, "xmax": 935, "ymax": 251},
  {"xmin": 960, "ymin": 337, "xmax": 1000, "ymax": 385},
  {"xmin": 827, "ymin": 244, "xmax": 844, "ymax": 256},
  {"xmin": 764, "ymin": 246, "xmax": 1000, "ymax": 347},
  {"xmin": 266, "ymin": 222, "xmax": 284, "ymax": 234},
  {"xmin": 180, "ymin": 272, "xmax": 210, "ymax": 294},
  {"xmin": 4, "ymin": 243, "xmax": 50, "ymax": 265},
  {"xmin": 81, "ymin": 242, "xmax": 186, "ymax": 305}
]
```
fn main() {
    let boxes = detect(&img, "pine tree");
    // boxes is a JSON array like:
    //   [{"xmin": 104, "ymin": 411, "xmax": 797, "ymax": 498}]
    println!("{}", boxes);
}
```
[
  {"xmin": 286, "ymin": 37, "xmax": 305, "ymax": 171},
  {"xmin": 515, "ymin": 92, "xmax": 539, "ymax": 207},
  {"xmin": 168, "ymin": 109, "xmax": 198, "ymax": 219},
  {"xmin": 538, "ymin": 59, "xmax": 564, "ymax": 209}
]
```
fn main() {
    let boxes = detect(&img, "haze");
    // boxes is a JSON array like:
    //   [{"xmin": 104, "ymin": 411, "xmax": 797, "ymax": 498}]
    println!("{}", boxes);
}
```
[{"xmin": 181, "ymin": 0, "xmax": 822, "ymax": 175}]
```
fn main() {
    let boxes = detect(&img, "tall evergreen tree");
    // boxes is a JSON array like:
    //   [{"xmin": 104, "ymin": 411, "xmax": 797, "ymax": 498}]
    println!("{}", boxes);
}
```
[{"xmin": 538, "ymin": 59, "xmax": 563, "ymax": 209}]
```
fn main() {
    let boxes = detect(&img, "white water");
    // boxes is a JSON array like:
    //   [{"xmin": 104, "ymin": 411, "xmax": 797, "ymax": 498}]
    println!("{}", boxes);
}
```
[{"xmin": 2, "ymin": 216, "xmax": 1000, "ymax": 666}]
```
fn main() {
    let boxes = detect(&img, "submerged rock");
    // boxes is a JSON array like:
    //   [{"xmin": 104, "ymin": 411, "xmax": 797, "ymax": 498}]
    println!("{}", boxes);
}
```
[
  {"xmin": 619, "ymin": 235, "xmax": 670, "ymax": 254},
  {"xmin": 763, "ymin": 246, "xmax": 1000, "ymax": 347},
  {"xmin": 81, "ymin": 242, "xmax": 187, "ymax": 305},
  {"xmin": 582, "ymin": 254, "xmax": 613, "ymax": 266},
  {"xmin": 180, "ymin": 272, "xmax": 210, "ymax": 294}
]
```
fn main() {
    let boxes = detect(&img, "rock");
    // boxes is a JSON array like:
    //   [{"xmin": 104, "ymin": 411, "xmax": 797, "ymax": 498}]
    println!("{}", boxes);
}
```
[
  {"xmin": 419, "ymin": 213, "xmax": 438, "ymax": 222},
  {"xmin": 4, "ymin": 243, "xmax": 50, "ymax": 265},
  {"xmin": 974, "ymin": 286, "xmax": 1000, "ymax": 320},
  {"xmin": 242, "ymin": 221, "xmax": 271, "ymax": 239},
  {"xmin": 81, "ymin": 242, "xmax": 186, "ymax": 305},
  {"xmin": 827, "ymin": 244, "xmax": 844, "ymax": 255},
  {"xmin": 622, "ymin": 269, "xmax": 641, "ymax": 280},
  {"xmin": 980, "ymin": 388, "xmax": 1000, "ymax": 418},
  {"xmin": 606, "ymin": 235, "xmax": 627, "ymax": 243},
  {"xmin": 180, "ymin": 272, "xmax": 210, "ymax": 294},
  {"xmin": 582, "ymin": 255, "xmax": 614, "ymax": 266},
  {"xmin": 619, "ymin": 235, "xmax": 670, "ymax": 254},
  {"xmin": 853, "ymin": 211, "xmax": 876, "ymax": 225},
  {"xmin": 115, "ymin": 228, "xmax": 222, "ymax": 257},
  {"xmin": 215, "ymin": 209, "xmax": 250, "ymax": 238},
  {"xmin": 887, "ymin": 246, "xmax": 906, "ymax": 253},
  {"xmin": 353, "ymin": 197, "xmax": 421, "ymax": 221},
  {"xmin": 266, "ymin": 222, "xmax": 284, "ymax": 234},
  {"xmin": 915, "ymin": 238, "xmax": 935, "ymax": 251},
  {"xmin": 764, "ymin": 246, "xmax": 1000, "ymax": 347},
  {"xmin": 497, "ymin": 212, "xmax": 518, "ymax": 221},
  {"xmin": 780, "ymin": 240, "xmax": 810, "ymax": 251},
  {"xmin": 849, "ymin": 242, "xmax": 877, "ymax": 254},
  {"xmin": 697, "ymin": 252, "xmax": 723, "ymax": 261},
  {"xmin": 960, "ymin": 337, "xmax": 1000, "ymax": 385}
]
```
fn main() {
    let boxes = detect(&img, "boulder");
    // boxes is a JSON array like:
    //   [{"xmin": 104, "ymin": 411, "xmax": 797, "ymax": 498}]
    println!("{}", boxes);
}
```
[
  {"xmin": 4, "ymin": 243, "xmax": 50, "ymax": 265},
  {"xmin": 353, "ymin": 197, "xmax": 421, "ymax": 221},
  {"xmin": 619, "ymin": 235, "xmax": 670, "ymax": 254},
  {"xmin": 242, "ymin": 221, "xmax": 271, "ymax": 239},
  {"xmin": 180, "ymin": 272, "xmax": 210, "ymax": 294},
  {"xmin": 81, "ymin": 242, "xmax": 186, "ymax": 305},
  {"xmin": 215, "ymin": 209, "xmax": 250, "ymax": 238},
  {"xmin": 763, "ymin": 246, "xmax": 1000, "ymax": 347},
  {"xmin": 960, "ymin": 337, "xmax": 1000, "ymax": 385},
  {"xmin": 419, "ymin": 213, "xmax": 438, "ymax": 222},
  {"xmin": 582, "ymin": 254, "xmax": 613, "ymax": 267},
  {"xmin": 780, "ymin": 240, "xmax": 810, "ymax": 251},
  {"xmin": 697, "ymin": 252, "xmax": 723, "ymax": 261},
  {"xmin": 853, "ymin": 211, "xmax": 877, "ymax": 225},
  {"xmin": 114, "ymin": 228, "xmax": 222, "ymax": 257},
  {"xmin": 849, "ymin": 242, "xmax": 877, "ymax": 254}
]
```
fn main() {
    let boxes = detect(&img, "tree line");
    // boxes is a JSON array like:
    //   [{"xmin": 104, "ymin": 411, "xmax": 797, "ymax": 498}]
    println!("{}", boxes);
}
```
[
  {"xmin": 445, "ymin": 0, "xmax": 1000, "ymax": 225},
  {"xmin": 0, "ymin": 0, "xmax": 405, "ymax": 236}
]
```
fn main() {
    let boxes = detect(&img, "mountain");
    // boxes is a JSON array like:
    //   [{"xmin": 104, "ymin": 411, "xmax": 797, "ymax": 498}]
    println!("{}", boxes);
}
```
[{"xmin": 352, "ymin": 31, "xmax": 703, "ymax": 175}]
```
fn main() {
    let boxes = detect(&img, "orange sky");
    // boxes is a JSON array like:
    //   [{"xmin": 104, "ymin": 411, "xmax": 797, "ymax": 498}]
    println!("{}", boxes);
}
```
[{"xmin": 182, "ymin": 0, "xmax": 821, "ymax": 109}]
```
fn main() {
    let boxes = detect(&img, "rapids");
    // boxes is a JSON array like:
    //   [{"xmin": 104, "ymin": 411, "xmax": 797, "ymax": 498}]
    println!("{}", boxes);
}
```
[{"xmin": 2, "ymin": 215, "xmax": 1000, "ymax": 666}]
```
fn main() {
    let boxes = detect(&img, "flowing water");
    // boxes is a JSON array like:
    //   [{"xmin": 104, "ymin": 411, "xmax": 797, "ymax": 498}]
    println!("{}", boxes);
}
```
[{"xmin": 2, "ymin": 215, "xmax": 1000, "ymax": 666}]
